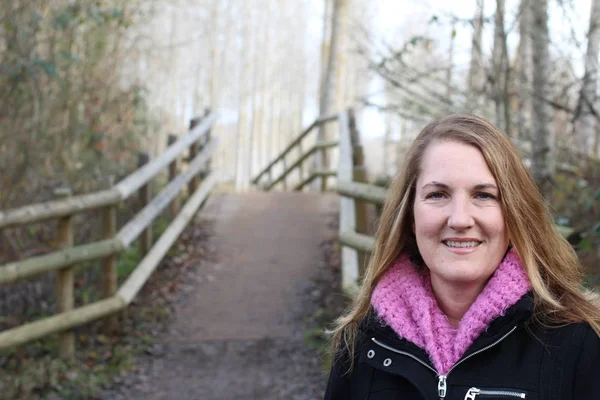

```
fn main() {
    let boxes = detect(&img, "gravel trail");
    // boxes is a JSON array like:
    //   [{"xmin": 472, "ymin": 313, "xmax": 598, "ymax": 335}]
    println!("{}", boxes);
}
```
[{"xmin": 103, "ymin": 192, "xmax": 341, "ymax": 400}]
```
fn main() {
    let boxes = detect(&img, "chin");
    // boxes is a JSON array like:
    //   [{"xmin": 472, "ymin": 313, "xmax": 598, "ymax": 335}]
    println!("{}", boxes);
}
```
[{"xmin": 436, "ymin": 266, "xmax": 495, "ymax": 287}]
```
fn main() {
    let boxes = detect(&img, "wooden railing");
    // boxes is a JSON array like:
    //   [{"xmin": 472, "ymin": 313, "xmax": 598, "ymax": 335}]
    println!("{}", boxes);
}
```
[
  {"xmin": 252, "ymin": 113, "xmax": 339, "ymax": 191},
  {"xmin": 252, "ymin": 108, "xmax": 370, "ymax": 294},
  {"xmin": 0, "ymin": 111, "xmax": 219, "ymax": 357}
]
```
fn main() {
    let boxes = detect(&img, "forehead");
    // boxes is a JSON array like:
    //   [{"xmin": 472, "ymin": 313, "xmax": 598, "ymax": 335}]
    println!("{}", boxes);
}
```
[{"xmin": 416, "ymin": 140, "xmax": 496, "ymax": 186}]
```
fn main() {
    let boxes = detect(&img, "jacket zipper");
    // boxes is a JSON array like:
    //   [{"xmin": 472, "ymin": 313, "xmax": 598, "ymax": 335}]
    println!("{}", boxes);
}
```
[
  {"xmin": 464, "ymin": 387, "xmax": 526, "ymax": 399},
  {"xmin": 371, "ymin": 325, "xmax": 518, "ymax": 400}
]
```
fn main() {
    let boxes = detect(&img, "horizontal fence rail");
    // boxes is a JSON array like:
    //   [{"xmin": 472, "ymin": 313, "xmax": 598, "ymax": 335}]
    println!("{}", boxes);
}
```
[
  {"xmin": 0, "ymin": 113, "xmax": 217, "ymax": 229},
  {"xmin": 0, "ymin": 111, "xmax": 219, "ymax": 355},
  {"xmin": 252, "ymin": 112, "xmax": 338, "ymax": 186},
  {"xmin": 252, "ymin": 112, "xmax": 340, "ymax": 191}
]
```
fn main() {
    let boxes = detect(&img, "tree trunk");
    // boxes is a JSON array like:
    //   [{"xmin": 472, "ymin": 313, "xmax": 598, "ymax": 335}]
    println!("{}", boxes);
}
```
[
  {"xmin": 447, "ymin": 23, "xmax": 456, "ymax": 101},
  {"xmin": 578, "ymin": 0, "xmax": 600, "ymax": 154},
  {"xmin": 467, "ymin": 0, "xmax": 485, "ymax": 111},
  {"xmin": 530, "ymin": 0, "xmax": 553, "ymax": 194},
  {"xmin": 517, "ymin": 0, "xmax": 533, "ymax": 139},
  {"xmin": 235, "ymin": 1, "xmax": 250, "ymax": 191},
  {"xmin": 492, "ymin": 0, "xmax": 509, "ymax": 133},
  {"xmin": 316, "ymin": 0, "xmax": 350, "ymax": 187}
]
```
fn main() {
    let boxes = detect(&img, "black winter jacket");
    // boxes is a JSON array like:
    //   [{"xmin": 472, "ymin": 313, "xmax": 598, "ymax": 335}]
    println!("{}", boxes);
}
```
[{"xmin": 324, "ymin": 294, "xmax": 600, "ymax": 400}]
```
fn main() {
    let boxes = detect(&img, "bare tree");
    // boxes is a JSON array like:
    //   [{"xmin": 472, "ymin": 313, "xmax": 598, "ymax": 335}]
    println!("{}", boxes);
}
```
[
  {"xmin": 447, "ymin": 23, "xmax": 457, "ymax": 100},
  {"xmin": 468, "ymin": 0, "xmax": 485, "ymax": 111},
  {"xmin": 578, "ymin": 0, "xmax": 600, "ymax": 154},
  {"xmin": 491, "ymin": 0, "xmax": 510, "ymax": 133},
  {"xmin": 530, "ymin": 0, "xmax": 553, "ymax": 193},
  {"xmin": 315, "ymin": 0, "xmax": 350, "ymax": 186},
  {"xmin": 517, "ymin": 0, "xmax": 534, "ymax": 139}
]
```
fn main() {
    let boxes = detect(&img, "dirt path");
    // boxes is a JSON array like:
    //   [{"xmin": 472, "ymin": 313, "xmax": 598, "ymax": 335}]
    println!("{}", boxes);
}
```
[{"xmin": 105, "ymin": 191, "xmax": 340, "ymax": 400}]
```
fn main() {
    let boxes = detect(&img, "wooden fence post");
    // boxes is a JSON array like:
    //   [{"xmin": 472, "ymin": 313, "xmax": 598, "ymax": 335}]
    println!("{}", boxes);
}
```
[
  {"xmin": 138, "ymin": 152, "xmax": 152, "ymax": 256},
  {"xmin": 167, "ymin": 134, "xmax": 180, "ymax": 218},
  {"xmin": 349, "ymin": 109, "xmax": 369, "ymax": 278},
  {"xmin": 282, "ymin": 155, "xmax": 288, "ymax": 190},
  {"xmin": 102, "ymin": 204, "xmax": 118, "ymax": 334},
  {"xmin": 298, "ymin": 140, "xmax": 304, "ymax": 189},
  {"xmin": 202, "ymin": 108, "xmax": 212, "ymax": 179},
  {"xmin": 320, "ymin": 146, "xmax": 328, "ymax": 192},
  {"xmin": 189, "ymin": 118, "xmax": 200, "ymax": 194},
  {"xmin": 267, "ymin": 166, "xmax": 273, "ymax": 187},
  {"xmin": 55, "ymin": 187, "xmax": 74, "ymax": 358}
]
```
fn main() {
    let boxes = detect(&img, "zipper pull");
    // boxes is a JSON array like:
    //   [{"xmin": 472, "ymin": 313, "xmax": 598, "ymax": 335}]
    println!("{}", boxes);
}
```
[
  {"xmin": 438, "ymin": 375, "xmax": 447, "ymax": 399},
  {"xmin": 464, "ymin": 388, "xmax": 480, "ymax": 400}
]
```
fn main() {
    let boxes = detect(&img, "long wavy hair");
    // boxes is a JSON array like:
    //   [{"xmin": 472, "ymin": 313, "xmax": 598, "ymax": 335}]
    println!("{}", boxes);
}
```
[{"xmin": 330, "ymin": 114, "xmax": 600, "ymax": 363}]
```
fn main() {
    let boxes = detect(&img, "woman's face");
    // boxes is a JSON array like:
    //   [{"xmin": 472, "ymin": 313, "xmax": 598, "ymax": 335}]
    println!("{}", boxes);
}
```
[{"xmin": 413, "ymin": 140, "xmax": 509, "ymax": 291}]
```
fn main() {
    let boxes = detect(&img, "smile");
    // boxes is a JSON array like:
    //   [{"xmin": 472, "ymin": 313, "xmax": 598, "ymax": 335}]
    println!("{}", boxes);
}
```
[{"xmin": 443, "ymin": 240, "xmax": 481, "ymax": 248}]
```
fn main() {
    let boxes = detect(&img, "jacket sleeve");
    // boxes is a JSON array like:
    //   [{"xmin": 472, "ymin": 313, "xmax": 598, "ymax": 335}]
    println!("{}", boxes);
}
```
[
  {"xmin": 323, "ymin": 346, "xmax": 353, "ymax": 400},
  {"xmin": 572, "ymin": 325, "xmax": 600, "ymax": 399}
]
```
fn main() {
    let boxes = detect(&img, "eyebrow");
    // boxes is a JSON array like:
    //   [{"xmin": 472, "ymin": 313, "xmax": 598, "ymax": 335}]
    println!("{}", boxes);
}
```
[{"xmin": 421, "ymin": 181, "xmax": 498, "ymax": 190}]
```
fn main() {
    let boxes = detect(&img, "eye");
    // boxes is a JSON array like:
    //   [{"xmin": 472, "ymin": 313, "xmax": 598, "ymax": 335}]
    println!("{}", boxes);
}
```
[
  {"xmin": 425, "ymin": 191, "xmax": 446, "ymax": 200},
  {"xmin": 475, "ymin": 192, "xmax": 496, "ymax": 200}
]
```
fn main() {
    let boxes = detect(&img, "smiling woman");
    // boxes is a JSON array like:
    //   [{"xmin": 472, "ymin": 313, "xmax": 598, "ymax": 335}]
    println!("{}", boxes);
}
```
[
  {"xmin": 324, "ymin": 114, "xmax": 600, "ymax": 400},
  {"xmin": 414, "ymin": 141, "xmax": 510, "ymax": 328}
]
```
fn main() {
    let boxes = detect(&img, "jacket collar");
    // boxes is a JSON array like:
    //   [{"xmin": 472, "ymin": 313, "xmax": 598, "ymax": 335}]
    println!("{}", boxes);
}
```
[
  {"xmin": 361, "ymin": 292, "xmax": 534, "ymax": 373},
  {"xmin": 369, "ymin": 248, "xmax": 532, "ymax": 374}
]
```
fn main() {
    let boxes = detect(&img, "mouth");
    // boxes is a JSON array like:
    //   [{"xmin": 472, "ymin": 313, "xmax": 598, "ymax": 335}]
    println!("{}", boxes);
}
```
[{"xmin": 442, "ymin": 240, "xmax": 482, "ymax": 249}]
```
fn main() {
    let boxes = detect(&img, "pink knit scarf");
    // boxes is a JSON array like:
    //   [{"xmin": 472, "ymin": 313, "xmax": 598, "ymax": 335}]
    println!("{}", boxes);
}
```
[{"xmin": 371, "ymin": 248, "xmax": 531, "ymax": 375}]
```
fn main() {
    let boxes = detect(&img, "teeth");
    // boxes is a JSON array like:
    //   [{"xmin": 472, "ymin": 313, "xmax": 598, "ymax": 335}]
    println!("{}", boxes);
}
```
[{"xmin": 445, "ymin": 240, "xmax": 480, "ymax": 248}]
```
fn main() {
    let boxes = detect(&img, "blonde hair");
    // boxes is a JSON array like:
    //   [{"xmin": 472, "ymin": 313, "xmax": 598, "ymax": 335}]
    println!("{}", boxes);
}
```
[{"xmin": 331, "ymin": 114, "xmax": 600, "ymax": 362}]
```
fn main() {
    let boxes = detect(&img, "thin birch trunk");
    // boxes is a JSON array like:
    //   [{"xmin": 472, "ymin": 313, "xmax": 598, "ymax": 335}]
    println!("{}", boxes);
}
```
[
  {"xmin": 468, "ymin": 0, "xmax": 485, "ymax": 111},
  {"xmin": 316, "ymin": 0, "xmax": 350, "ymax": 186},
  {"xmin": 247, "ymin": 5, "xmax": 261, "ymax": 188},
  {"xmin": 530, "ymin": 0, "xmax": 553, "ymax": 194},
  {"xmin": 492, "ymin": 0, "xmax": 509, "ymax": 132},
  {"xmin": 235, "ymin": 1, "xmax": 250, "ymax": 191},
  {"xmin": 518, "ymin": 0, "xmax": 533, "ymax": 139},
  {"xmin": 579, "ymin": 0, "xmax": 600, "ymax": 154},
  {"xmin": 447, "ymin": 23, "xmax": 456, "ymax": 101}
]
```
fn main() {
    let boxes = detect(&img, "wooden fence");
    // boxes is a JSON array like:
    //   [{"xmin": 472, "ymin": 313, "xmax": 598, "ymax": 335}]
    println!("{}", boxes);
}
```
[
  {"xmin": 252, "ymin": 108, "xmax": 370, "ymax": 294},
  {"xmin": 0, "ymin": 111, "xmax": 219, "ymax": 357}
]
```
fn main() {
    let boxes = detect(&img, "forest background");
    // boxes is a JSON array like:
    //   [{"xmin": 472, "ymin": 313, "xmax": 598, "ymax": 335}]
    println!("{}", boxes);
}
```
[
  {"xmin": 3, "ymin": 0, "xmax": 600, "ymax": 302},
  {"xmin": 3, "ymin": 0, "xmax": 600, "ymax": 397}
]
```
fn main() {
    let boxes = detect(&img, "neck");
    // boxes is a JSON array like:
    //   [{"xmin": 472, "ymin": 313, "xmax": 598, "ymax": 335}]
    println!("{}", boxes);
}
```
[{"xmin": 429, "ymin": 275, "xmax": 485, "ymax": 328}]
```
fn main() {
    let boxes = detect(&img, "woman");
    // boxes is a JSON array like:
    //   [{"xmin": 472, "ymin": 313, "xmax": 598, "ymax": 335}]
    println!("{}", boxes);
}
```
[{"xmin": 325, "ymin": 114, "xmax": 600, "ymax": 400}]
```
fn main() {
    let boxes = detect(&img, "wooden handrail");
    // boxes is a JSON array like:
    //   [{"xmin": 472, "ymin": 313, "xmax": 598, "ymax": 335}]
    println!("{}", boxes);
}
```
[
  {"xmin": 0, "ymin": 111, "xmax": 219, "ymax": 355},
  {"xmin": 0, "ymin": 174, "xmax": 217, "ymax": 350},
  {"xmin": 0, "ymin": 297, "xmax": 126, "ymax": 350},
  {"xmin": 293, "ymin": 170, "xmax": 337, "ymax": 191},
  {"xmin": 339, "ymin": 230, "xmax": 375, "ymax": 253},
  {"xmin": 0, "ymin": 171, "xmax": 218, "ymax": 351},
  {"xmin": 0, "ymin": 140, "xmax": 218, "ymax": 284},
  {"xmin": 336, "ymin": 180, "xmax": 386, "ymax": 204},
  {"xmin": 117, "ymin": 140, "xmax": 217, "ymax": 246},
  {"xmin": 0, "ymin": 239, "xmax": 123, "ymax": 285},
  {"xmin": 252, "ymin": 112, "xmax": 338, "ymax": 184},
  {"xmin": 118, "ymin": 172, "xmax": 218, "ymax": 304},
  {"xmin": 265, "ymin": 141, "xmax": 338, "ymax": 190},
  {"xmin": 0, "ymin": 112, "xmax": 217, "ymax": 229}
]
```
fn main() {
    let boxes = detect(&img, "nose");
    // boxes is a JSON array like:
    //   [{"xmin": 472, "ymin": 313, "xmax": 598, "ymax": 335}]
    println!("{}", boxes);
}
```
[{"xmin": 447, "ymin": 197, "xmax": 474, "ymax": 230}]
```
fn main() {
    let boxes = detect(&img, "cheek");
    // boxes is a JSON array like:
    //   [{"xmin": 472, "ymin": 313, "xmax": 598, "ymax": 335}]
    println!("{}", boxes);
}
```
[
  {"xmin": 486, "ymin": 211, "xmax": 508, "ymax": 239},
  {"xmin": 413, "ymin": 205, "xmax": 442, "ymax": 238}
]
